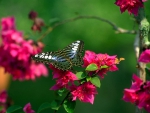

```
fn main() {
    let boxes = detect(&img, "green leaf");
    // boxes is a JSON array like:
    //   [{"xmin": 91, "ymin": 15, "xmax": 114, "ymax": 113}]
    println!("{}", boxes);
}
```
[
  {"xmin": 57, "ymin": 89, "xmax": 65, "ymax": 96},
  {"xmin": 50, "ymin": 100, "xmax": 61, "ymax": 110},
  {"xmin": 6, "ymin": 105, "xmax": 22, "ymax": 113},
  {"xmin": 90, "ymin": 77, "xmax": 101, "ymax": 88},
  {"xmin": 100, "ymin": 65, "xmax": 108, "ymax": 69},
  {"xmin": 76, "ymin": 72, "xmax": 86, "ymax": 80},
  {"xmin": 146, "ymin": 67, "xmax": 150, "ymax": 77},
  {"xmin": 85, "ymin": 63, "xmax": 98, "ymax": 71},
  {"xmin": 63, "ymin": 99, "xmax": 76, "ymax": 113},
  {"xmin": 37, "ymin": 102, "xmax": 51, "ymax": 113},
  {"xmin": 86, "ymin": 76, "xmax": 91, "ymax": 82},
  {"xmin": 0, "ymin": 106, "xmax": 4, "ymax": 111}
]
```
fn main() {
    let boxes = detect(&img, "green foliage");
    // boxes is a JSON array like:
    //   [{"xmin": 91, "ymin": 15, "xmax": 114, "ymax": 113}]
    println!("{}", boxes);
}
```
[
  {"xmin": 76, "ymin": 71, "xmax": 86, "ymax": 80},
  {"xmin": 56, "ymin": 89, "xmax": 66, "ymax": 97},
  {"xmin": 90, "ymin": 77, "xmax": 101, "ymax": 88},
  {"xmin": 85, "ymin": 63, "xmax": 98, "ymax": 71},
  {"xmin": 37, "ymin": 102, "xmax": 51, "ymax": 113},
  {"xmin": 146, "ymin": 67, "xmax": 150, "ymax": 77},
  {"xmin": 101, "ymin": 65, "xmax": 108, "ymax": 69},
  {"xmin": 0, "ymin": 106, "xmax": 4, "ymax": 111},
  {"xmin": 6, "ymin": 105, "xmax": 22, "ymax": 113},
  {"xmin": 63, "ymin": 99, "xmax": 76, "ymax": 113},
  {"xmin": 50, "ymin": 100, "xmax": 61, "ymax": 110}
]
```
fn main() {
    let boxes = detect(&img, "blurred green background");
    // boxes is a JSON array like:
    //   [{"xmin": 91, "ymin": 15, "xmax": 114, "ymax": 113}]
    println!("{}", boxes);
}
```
[{"xmin": 0, "ymin": 0, "xmax": 150, "ymax": 113}]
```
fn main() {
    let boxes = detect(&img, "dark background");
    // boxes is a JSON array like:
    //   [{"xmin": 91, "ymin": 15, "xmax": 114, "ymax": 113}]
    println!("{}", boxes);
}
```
[{"xmin": 0, "ymin": 0, "xmax": 150, "ymax": 113}]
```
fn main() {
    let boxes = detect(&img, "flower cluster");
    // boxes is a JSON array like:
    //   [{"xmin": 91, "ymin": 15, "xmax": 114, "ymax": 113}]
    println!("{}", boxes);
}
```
[
  {"xmin": 0, "ymin": 17, "xmax": 48, "ymax": 80},
  {"xmin": 83, "ymin": 50, "xmax": 119, "ymax": 78},
  {"xmin": 0, "ymin": 90, "xmax": 8, "ymax": 113},
  {"xmin": 123, "ymin": 74, "xmax": 150, "ymax": 112},
  {"xmin": 50, "ymin": 50, "xmax": 121, "ymax": 104},
  {"xmin": 23, "ymin": 103, "xmax": 35, "ymax": 113},
  {"xmin": 115, "ymin": 0, "xmax": 147, "ymax": 15},
  {"xmin": 50, "ymin": 65, "xmax": 78, "ymax": 90},
  {"xmin": 71, "ymin": 82, "xmax": 98, "ymax": 104}
]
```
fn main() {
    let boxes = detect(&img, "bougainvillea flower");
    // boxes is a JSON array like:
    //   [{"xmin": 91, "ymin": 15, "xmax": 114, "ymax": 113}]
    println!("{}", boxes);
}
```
[
  {"xmin": 123, "ymin": 74, "xmax": 150, "ymax": 112},
  {"xmin": 139, "ymin": 49, "xmax": 150, "ymax": 63},
  {"xmin": 83, "ymin": 50, "xmax": 97, "ymax": 67},
  {"xmin": 0, "ymin": 90, "xmax": 8, "ymax": 113},
  {"xmin": 0, "ymin": 90, "xmax": 7, "ymax": 103},
  {"xmin": 83, "ymin": 50, "xmax": 119, "ymax": 78},
  {"xmin": 1, "ymin": 17, "xmax": 15, "ymax": 31},
  {"xmin": 0, "ymin": 17, "xmax": 48, "ymax": 80},
  {"xmin": 115, "ymin": 0, "xmax": 146, "ymax": 15},
  {"xmin": 70, "ymin": 82, "xmax": 97, "ymax": 104},
  {"xmin": 50, "ymin": 65, "xmax": 78, "ymax": 90},
  {"xmin": 23, "ymin": 103, "xmax": 35, "ymax": 113}
]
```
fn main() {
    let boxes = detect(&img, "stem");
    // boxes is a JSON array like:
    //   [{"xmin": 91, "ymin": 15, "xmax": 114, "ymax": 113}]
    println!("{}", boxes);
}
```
[
  {"xmin": 38, "ymin": 15, "xmax": 137, "ymax": 41},
  {"xmin": 54, "ymin": 92, "xmax": 70, "ymax": 113},
  {"xmin": 134, "ymin": 8, "xmax": 150, "ymax": 113}
]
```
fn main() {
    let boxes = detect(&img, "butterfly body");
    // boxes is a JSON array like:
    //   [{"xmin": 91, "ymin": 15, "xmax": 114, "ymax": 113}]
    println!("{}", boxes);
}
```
[{"xmin": 32, "ymin": 40, "xmax": 84, "ymax": 70}]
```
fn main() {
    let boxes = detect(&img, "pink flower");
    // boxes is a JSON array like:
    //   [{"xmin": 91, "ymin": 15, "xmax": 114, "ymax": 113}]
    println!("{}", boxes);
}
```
[
  {"xmin": 50, "ymin": 65, "xmax": 78, "ymax": 90},
  {"xmin": 70, "ymin": 82, "xmax": 97, "ymax": 104},
  {"xmin": 0, "ymin": 91, "xmax": 7, "ymax": 103},
  {"xmin": 0, "ymin": 91, "xmax": 8, "ymax": 113},
  {"xmin": 139, "ymin": 49, "xmax": 150, "ymax": 63},
  {"xmin": 0, "ymin": 17, "xmax": 48, "ymax": 80},
  {"xmin": 83, "ymin": 50, "xmax": 119, "ymax": 78},
  {"xmin": 115, "ymin": 0, "xmax": 146, "ymax": 15},
  {"xmin": 1, "ymin": 17, "xmax": 15, "ymax": 31},
  {"xmin": 123, "ymin": 74, "xmax": 150, "ymax": 112},
  {"xmin": 83, "ymin": 51, "xmax": 97, "ymax": 67},
  {"xmin": 23, "ymin": 103, "xmax": 35, "ymax": 113}
]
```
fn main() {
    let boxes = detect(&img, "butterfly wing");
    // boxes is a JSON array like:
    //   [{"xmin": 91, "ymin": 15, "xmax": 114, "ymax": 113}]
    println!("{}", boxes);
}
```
[
  {"xmin": 32, "ymin": 51, "xmax": 72, "ymax": 70},
  {"xmin": 62, "ymin": 40, "xmax": 84, "ymax": 66},
  {"xmin": 32, "ymin": 40, "xmax": 84, "ymax": 71}
]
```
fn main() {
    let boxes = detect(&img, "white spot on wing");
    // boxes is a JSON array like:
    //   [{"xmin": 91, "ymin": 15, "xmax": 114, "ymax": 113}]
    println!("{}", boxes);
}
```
[
  {"xmin": 48, "ymin": 55, "xmax": 52, "ymax": 59},
  {"xmin": 52, "ymin": 56, "xmax": 56, "ymax": 60},
  {"xmin": 72, "ymin": 43, "xmax": 79, "ymax": 46},
  {"xmin": 35, "ymin": 54, "xmax": 38, "ymax": 57},
  {"xmin": 39, "ymin": 53, "xmax": 45, "ymax": 58},
  {"xmin": 76, "ymin": 40, "xmax": 80, "ymax": 43},
  {"xmin": 73, "ymin": 46, "xmax": 78, "ymax": 49},
  {"xmin": 72, "ymin": 48, "xmax": 77, "ymax": 51},
  {"xmin": 45, "ymin": 56, "xmax": 48, "ymax": 59}
]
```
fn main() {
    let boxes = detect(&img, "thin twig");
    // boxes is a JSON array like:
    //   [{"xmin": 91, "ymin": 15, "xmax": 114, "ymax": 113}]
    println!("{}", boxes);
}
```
[
  {"xmin": 54, "ymin": 92, "xmax": 70, "ymax": 113},
  {"xmin": 38, "ymin": 15, "xmax": 137, "ymax": 41}
]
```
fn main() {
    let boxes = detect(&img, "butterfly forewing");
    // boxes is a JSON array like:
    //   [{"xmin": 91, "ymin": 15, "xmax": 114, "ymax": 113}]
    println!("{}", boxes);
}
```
[
  {"xmin": 32, "ymin": 40, "xmax": 84, "ymax": 71},
  {"xmin": 62, "ymin": 40, "xmax": 84, "ymax": 66}
]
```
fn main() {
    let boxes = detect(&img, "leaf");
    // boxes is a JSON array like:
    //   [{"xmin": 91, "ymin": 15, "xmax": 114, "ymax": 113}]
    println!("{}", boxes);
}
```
[
  {"xmin": 100, "ymin": 65, "xmax": 108, "ymax": 69},
  {"xmin": 50, "ymin": 100, "xmax": 61, "ymax": 110},
  {"xmin": 63, "ymin": 99, "xmax": 76, "ymax": 113},
  {"xmin": 90, "ymin": 77, "xmax": 101, "ymax": 88},
  {"xmin": 85, "ymin": 63, "xmax": 98, "ymax": 71},
  {"xmin": 57, "ymin": 89, "xmax": 65, "ymax": 96},
  {"xmin": 146, "ymin": 68, "xmax": 150, "ymax": 76},
  {"xmin": 37, "ymin": 102, "xmax": 51, "ymax": 113},
  {"xmin": 0, "ymin": 106, "xmax": 4, "ymax": 111},
  {"xmin": 6, "ymin": 105, "xmax": 22, "ymax": 113},
  {"xmin": 76, "ymin": 72, "xmax": 86, "ymax": 80},
  {"xmin": 86, "ymin": 76, "xmax": 91, "ymax": 82}
]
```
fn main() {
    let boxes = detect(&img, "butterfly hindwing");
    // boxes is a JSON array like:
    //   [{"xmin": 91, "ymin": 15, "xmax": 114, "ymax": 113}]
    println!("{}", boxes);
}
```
[{"xmin": 32, "ymin": 40, "xmax": 84, "ymax": 71}]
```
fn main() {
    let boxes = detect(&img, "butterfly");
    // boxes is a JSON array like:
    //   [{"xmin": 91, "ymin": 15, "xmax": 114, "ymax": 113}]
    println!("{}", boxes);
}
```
[{"xmin": 32, "ymin": 40, "xmax": 84, "ymax": 71}]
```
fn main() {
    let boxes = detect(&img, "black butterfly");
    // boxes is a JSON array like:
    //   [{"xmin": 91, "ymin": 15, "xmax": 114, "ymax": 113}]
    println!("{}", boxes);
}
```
[{"xmin": 32, "ymin": 40, "xmax": 84, "ymax": 71}]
